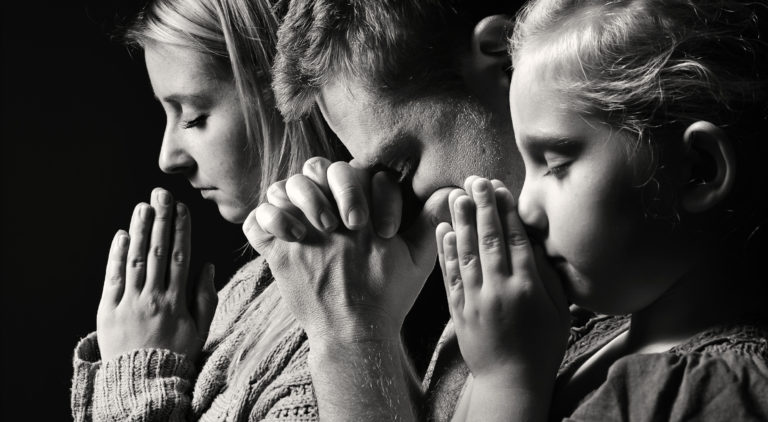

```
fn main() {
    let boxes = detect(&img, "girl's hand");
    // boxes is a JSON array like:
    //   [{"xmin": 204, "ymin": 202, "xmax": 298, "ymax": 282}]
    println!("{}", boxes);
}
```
[
  {"xmin": 96, "ymin": 188, "xmax": 217, "ymax": 363},
  {"xmin": 436, "ymin": 177, "xmax": 570, "ymax": 388}
]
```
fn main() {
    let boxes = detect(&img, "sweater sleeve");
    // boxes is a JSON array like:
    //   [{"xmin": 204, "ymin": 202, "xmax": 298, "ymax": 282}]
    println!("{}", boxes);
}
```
[
  {"xmin": 71, "ymin": 332, "xmax": 196, "ymax": 421},
  {"xmin": 565, "ymin": 350, "xmax": 768, "ymax": 422}
]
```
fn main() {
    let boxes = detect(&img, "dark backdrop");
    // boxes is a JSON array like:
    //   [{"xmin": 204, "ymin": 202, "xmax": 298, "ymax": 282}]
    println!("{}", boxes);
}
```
[
  {"xmin": 2, "ymin": 1, "xmax": 253, "ymax": 418},
  {"xmin": 1, "ymin": 1, "xmax": 448, "ymax": 419}
]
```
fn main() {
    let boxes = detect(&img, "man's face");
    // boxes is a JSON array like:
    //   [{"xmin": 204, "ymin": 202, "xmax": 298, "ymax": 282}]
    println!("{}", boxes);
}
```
[{"xmin": 317, "ymin": 78, "xmax": 523, "ymax": 217}]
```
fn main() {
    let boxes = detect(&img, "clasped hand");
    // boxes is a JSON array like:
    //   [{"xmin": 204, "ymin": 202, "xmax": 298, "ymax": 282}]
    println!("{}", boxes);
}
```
[{"xmin": 243, "ymin": 158, "xmax": 449, "ymax": 344}]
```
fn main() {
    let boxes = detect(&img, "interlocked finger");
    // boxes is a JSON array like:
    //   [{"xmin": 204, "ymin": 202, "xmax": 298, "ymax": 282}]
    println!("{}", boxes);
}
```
[
  {"xmin": 327, "ymin": 162, "xmax": 370, "ymax": 230},
  {"xmin": 302, "ymin": 156, "xmax": 333, "ymax": 198},
  {"xmin": 253, "ymin": 202, "xmax": 306, "ymax": 243},
  {"xmin": 286, "ymin": 174, "xmax": 338, "ymax": 233},
  {"xmin": 371, "ymin": 171, "xmax": 402, "ymax": 238}
]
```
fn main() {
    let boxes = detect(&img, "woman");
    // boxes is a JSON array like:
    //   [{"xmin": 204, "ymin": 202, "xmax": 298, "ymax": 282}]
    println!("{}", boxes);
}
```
[{"xmin": 71, "ymin": 0, "xmax": 338, "ymax": 420}]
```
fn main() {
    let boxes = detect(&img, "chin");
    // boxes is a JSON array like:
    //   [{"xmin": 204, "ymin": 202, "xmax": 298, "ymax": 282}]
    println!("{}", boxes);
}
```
[{"xmin": 217, "ymin": 204, "xmax": 249, "ymax": 224}]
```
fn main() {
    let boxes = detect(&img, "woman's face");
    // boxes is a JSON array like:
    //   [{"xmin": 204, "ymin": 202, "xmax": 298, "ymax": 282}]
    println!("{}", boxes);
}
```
[
  {"xmin": 509, "ymin": 57, "xmax": 690, "ymax": 315},
  {"xmin": 145, "ymin": 42, "xmax": 259, "ymax": 223}
]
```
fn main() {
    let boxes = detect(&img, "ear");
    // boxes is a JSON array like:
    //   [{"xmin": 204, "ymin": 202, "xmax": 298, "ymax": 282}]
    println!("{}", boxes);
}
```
[
  {"xmin": 679, "ymin": 121, "xmax": 736, "ymax": 213},
  {"xmin": 463, "ymin": 15, "xmax": 513, "ymax": 112}
]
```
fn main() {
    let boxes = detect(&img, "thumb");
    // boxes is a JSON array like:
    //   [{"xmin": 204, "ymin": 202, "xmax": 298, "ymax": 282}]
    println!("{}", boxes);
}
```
[
  {"xmin": 401, "ymin": 188, "xmax": 452, "ymax": 267},
  {"xmin": 194, "ymin": 263, "xmax": 217, "ymax": 342}
]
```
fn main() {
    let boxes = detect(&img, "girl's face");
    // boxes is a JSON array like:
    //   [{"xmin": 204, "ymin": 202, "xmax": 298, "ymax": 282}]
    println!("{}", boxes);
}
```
[
  {"xmin": 145, "ymin": 42, "xmax": 259, "ymax": 223},
  {"xmin": 509, "ymin": 59, "xmax": 690, "ymax": 315}
]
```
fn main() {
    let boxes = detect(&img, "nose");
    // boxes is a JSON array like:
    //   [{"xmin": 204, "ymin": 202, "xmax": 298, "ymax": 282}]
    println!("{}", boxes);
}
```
[
  {"xmin": 158, "ymin": 125, "xmax": 195, "ymax": 175},
  {"xmin": 517, "ymin": 176, "xmax": 548, "ymax": 238}
]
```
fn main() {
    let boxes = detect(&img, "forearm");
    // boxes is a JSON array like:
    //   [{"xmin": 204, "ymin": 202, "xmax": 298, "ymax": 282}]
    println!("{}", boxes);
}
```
[
  {"xmin": 463, "ymin": 373, "xmax": 553, "ymax": 422},
  {"xmin": 308, "ymin": 338, "xmax": 419, "ymax": 421}
]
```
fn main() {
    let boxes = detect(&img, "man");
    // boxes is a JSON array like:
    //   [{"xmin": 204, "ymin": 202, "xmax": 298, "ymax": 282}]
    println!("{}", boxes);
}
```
[{"xmin": 245, "ymin": 1, "xmax": 525, "ymax": 420}]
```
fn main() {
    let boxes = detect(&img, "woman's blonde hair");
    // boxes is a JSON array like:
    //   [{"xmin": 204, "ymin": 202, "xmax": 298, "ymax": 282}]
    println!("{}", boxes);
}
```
[{"xmin": 124, "ymin": 0, "xmax": 337, "ymax": 387}]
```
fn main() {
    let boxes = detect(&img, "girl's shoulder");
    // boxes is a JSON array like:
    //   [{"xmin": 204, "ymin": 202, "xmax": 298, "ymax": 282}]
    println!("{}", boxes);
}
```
[
  {"xmin": 670, "ymin": 321, "xmax": 768, "ymax": 358},
  {"xmin": 567, "ymin": 321, "xmax": 768, "ymax": 421}
]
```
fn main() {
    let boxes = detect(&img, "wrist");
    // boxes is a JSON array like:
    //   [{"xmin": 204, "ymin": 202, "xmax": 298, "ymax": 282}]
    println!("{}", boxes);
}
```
[
  {"xmin": 304, "ymin": 314, "xmax": 403, "ymax": 347},
  {"xmin": 472, "ymin": 364, "xmax": 556, "ymax": 397}
]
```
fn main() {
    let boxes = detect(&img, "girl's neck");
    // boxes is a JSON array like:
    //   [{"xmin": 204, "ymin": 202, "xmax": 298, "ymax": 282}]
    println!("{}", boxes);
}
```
[{"xmin": 626, "ymin": 254, "xmax": 756, "ymax": 353}]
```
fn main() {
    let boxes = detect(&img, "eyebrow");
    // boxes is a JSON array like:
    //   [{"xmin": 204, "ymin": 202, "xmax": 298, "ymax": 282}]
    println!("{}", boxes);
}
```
[
  {"xmin": 520, "ymin": 135, "xmax": 583, "ymax": 154},
  {"xmin": 154, "ymin": 93, "xmax": 212, "ymax": 107}
]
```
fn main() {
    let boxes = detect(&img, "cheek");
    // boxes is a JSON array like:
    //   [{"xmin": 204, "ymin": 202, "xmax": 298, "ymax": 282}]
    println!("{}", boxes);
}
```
[
  {"xmin": 551, "ymin": 174, "xmax": 641, "ymax": 273},
  {"xmin": 212, "ymin": 118, "xmax": 259, "ymax": 198}
]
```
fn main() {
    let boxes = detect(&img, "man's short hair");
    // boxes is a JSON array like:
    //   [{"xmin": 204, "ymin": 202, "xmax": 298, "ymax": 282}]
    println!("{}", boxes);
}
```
[{"xmin": 273, "ymin": 0, "xmax": 518, "ymax": 120}]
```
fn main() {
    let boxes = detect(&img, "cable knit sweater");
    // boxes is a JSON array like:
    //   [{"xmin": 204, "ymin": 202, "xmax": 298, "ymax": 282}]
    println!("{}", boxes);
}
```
[{"xmin": 71, "ymin": 257, "xmax": 317, "ymax": 421}]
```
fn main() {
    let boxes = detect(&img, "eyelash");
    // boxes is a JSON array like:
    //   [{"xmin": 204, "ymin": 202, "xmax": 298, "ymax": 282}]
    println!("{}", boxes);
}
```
[
  {"xmin": 545, "ymin": 162, "xmax": 570, "ymax": 179},
  {"xmin": 181, "ymin": 114, "xmax": 208, "ymax": 129}
]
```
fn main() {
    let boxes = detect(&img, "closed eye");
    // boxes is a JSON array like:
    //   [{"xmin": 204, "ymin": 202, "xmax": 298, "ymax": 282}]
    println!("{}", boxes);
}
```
[
  {"xmin": 182, "ymin": 114, "xmax": 208, "ymax": 129},
  {"xmin": 545, "ymin": 162, "xmax": 570, "ymax": 179}
]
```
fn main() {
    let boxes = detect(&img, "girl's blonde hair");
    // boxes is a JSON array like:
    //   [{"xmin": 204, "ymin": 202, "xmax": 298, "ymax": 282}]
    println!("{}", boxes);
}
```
[
  {"xmin": 510, "ymin": 0, "xmax": 767, "ymax": 241},
  {"xmin": 124, "ymin": 0, "xmax": 337, "ymax": 387}
]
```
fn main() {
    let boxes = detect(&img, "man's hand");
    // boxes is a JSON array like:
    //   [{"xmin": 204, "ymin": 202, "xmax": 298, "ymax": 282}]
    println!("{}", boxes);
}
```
[
  {"xmin": 242, "ymin": 158, "xmax": 449, "ymax": 421},
  {"xmin": 243, "ymin": 158, "xmax": 446, "ymax": 343}
]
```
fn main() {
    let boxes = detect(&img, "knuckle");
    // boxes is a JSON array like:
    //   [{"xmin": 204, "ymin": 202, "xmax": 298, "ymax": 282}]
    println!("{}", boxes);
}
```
[
  {"xmin": 304, "ymin": 156, "xmax": 328, "ymax": 173},
  {"xmin": 154, "ymin": 212, "xmax": 172, "ymax": 222},
  {"xmin": 172, "ymin": 249, "xmax": 187, "ymax": 264},
  {"xmin": 506, "ymin": 231, "xmax": 530, "ymax": 248},
  {"xmin": 107, "ymin": 272, "xmax": 123, "ymax": 285},
  {"xmin": 479, "ymin": 233, "xmax": 503, "ymax": 250},
  {"xmin": 267, "ymin": 181, "xmax": 287, "ymax": 199},
  {"xmin": 129, "ymin": 255, "xmax": 146, "ymax": 269},
  {"xmin": 152, "ymin": 245, "xmax": 166, "ymax": 258},
  {"xmin": 143, "ymin": 294, "xmax": 164, "ymax": 314},
  {"xmin": 460, "ymin": 252, "xmax": 478, "ymax": 267}
]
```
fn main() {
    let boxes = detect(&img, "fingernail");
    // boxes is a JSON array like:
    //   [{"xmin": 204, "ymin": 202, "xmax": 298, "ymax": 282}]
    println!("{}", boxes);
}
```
[
  {"xmin": 347, "ymin": 207, "xmax": 366, "ymax": 228},
  {"xmin": 159, "ymin": 190, "xmax": 171, "ymax": 206},
  {"xmin": 139, "ymin": 204, "xmax": 150, "ymax": 220},
  {"xmin": 320, "ymin": 211, "xmax": 337, "ymax": 231},
  {"xmin": 117, "ymin": 234, "xmax": 129, "ymax": 249},
  {"xmin": 291, "ymin": 225, "xmax": 305, "ymax": 240},
  {"xmin": 444, "ymin": 237, "xmax": 457, "ymax": 260},
  {"xmin": 473, "ymin": 179, "xmax": 488, "ymax": 194},
  {"xmin": 377, "ymin": 220, "xmax": 396, "ymax": 238}
]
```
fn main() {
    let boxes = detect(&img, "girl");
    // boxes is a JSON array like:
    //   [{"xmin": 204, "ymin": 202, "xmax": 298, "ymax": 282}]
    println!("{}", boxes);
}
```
[
  {"xmin": 435, "ymin": 0, "xmax": 768, "ymax": 420},
  {"xmin": 71, "ymin": 0, "xmax": 339, "ymax": 420}
]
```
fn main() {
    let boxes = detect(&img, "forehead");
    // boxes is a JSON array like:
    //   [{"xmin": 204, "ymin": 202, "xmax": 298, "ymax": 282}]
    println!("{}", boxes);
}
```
[
  {"xmin": 510, "ymin": 57, "xmax": 597, "ymax": 145},
  {"xmin": 144, "ymin": 42, "xmax": 229, "ymax": 99}
]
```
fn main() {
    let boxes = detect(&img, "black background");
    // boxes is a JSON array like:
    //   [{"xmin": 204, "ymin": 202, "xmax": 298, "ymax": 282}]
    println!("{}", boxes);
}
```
[
  {"xmin": 2, "ymin": 1, "xmax": 448, "ymax": 419},
  {"xmin": 3, "ymin": 1, "xmax": 259, "ymax": 418}
]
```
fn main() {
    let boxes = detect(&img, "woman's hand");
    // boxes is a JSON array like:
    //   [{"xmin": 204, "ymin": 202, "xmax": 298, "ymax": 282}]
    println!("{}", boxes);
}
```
[
  {"xmin": 96, "ymin": 188, "xmax": 217, "ymax": 363},
  {"xmin": 437, "ymin": 177, "xmax": 570, "ymax": 388}
]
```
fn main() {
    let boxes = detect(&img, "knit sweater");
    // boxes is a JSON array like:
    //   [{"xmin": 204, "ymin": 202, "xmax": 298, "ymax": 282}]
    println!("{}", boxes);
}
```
[
  {"xmin": 423, "ymin": 310, "xmax": 768, "ymax": 421},
  {"xmin": 71, "ymin": 257, "xmax": 317, "ymax": 421}
]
